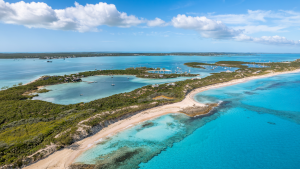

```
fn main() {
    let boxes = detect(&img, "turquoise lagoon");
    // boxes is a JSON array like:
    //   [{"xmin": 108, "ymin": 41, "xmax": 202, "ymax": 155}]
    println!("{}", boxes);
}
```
[
  {"xmin": 33, "ymin": 75, "xmax": 192, "ymax": 105},
  {"xmin": 74, "ymin": 72, "xmax": 300, "ymax": 169}
]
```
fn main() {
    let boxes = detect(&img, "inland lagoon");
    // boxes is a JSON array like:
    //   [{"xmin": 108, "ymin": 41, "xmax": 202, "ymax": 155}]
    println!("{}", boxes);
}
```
[{"xmin": 32, "ymin": 75, "xmax": 192, "ymax": 105}]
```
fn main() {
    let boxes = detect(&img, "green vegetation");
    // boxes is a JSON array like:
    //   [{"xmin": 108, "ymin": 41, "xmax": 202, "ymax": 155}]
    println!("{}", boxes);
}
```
[
  {"xmin": 37, "ymin": 89, "xmax": 51, "ymax": 93},
  {"xmin": 0, "ymin": 59, "xmax": 300, "ymax": 167},
  {"xmin": 76, "ymin": 67, "xmax": 197, "ymax": 79},
  {"xmin": 184, "ymin": 61, "xmax": 251, "ymax": 69}
]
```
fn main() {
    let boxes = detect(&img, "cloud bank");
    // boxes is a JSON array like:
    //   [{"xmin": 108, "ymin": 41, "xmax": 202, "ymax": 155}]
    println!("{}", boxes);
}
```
[{"xmin": 0, "ymin": 0, "xmax": 299, "ymax": 46}]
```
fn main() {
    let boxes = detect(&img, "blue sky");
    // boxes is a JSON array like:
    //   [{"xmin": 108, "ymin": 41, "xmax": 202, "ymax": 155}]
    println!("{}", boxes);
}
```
[{"xmin": 0, "ymin": 0, "xmax": 300, "ymax": 52}]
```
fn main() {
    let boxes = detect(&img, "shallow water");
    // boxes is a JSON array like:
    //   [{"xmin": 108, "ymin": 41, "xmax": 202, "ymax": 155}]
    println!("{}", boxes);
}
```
[
  {"xmin": 32, "ymin": 75, "xmax": 194, "ymax": 105},
  {"xmin": 74, "ymin": 72, "xmax": 300, "ymax": 169}
]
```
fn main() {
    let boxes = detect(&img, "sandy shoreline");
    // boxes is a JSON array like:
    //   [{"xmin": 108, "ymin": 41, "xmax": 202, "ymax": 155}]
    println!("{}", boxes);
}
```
[
  {"xmin": 23, "ymin": 76, "xmax": 45, "ymax": 86},
  {"xmin": 25, "ymin": 69, "xmax": 300, "ymax": 169}
]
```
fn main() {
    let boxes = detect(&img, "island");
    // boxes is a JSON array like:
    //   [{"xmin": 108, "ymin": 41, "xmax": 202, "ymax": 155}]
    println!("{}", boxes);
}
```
[{"xmin": 0, "ymin": 59, "xmax": 300, "ymax": 168}]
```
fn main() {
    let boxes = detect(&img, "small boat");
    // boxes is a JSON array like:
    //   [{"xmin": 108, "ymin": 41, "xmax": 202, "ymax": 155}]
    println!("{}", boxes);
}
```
[
  {"xmin": 111, "ymin": 84, "xmax": 115, "ymax": 86},
  {"xmin": 80, "ymin": 94, "xmax": 83, "ymax": 96},
  {"xmin": 111, "ymin": 77, "xmax": 113, "ymax": 78}
]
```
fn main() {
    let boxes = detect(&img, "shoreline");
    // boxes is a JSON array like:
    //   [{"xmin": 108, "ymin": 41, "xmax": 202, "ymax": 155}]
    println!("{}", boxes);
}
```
[{"xmin": 24, "ymin": 69, "xmax": 300, "ymax": 169}]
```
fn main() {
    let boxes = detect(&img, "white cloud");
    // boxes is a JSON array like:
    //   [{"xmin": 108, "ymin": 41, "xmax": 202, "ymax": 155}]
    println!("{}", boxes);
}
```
[
  {"xmin": 171, "ymin": 14, "xmax": 243, "ymax": 39},
  {"xmin": 147, "ymin": 18, "xmax": 166, "ymax": 27},
  {"xmin": 236, "ymin": 34, "xmax": 300, "ymax": 46},
  {"xmin": 0, "ymin": 0, "xmax": 57, "ymax": 25},
  {"xmin": 0, "ymin": 1, "xmax": 299, "ymax": 47},
  {"xmin": 171, "ymin": 14, "xmax": 299, "ymax": 46},
  {"xmin": 0, "ymin": 0, "xmax": 143, "ymax": 32},
  {"xmin": 208, "ymin": 9, "xmax": 300, "ymax": 28}
]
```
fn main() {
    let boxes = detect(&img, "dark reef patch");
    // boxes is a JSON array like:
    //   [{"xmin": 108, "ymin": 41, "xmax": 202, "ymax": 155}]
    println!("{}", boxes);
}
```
[
  {"xmin": 267, "ymin": 122, "xmax": 276, "ymax": 125},
  {"xmin": 225, "ymin": 93, "xmax": 244, "ymax": 97},
  {"xmin": 244, "ymin": 91, "xmax": 256, "ymax": 95},
  {"xmin": 136, "ymin": 122, "xmax": 156, "ymax": 132},
  {"xmin": 240, "ymin": 104, "xmax": 300, "ymax": 125},
  {"xmin": 254, "ymin": 81, "xmax": 287, "ymax": 91}
]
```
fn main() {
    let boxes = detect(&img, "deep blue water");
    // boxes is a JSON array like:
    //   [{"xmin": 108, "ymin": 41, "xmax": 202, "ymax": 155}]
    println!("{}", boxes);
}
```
[{"xmin": 74, "ymin": 72, "xmax": 300, "ymax": 169}]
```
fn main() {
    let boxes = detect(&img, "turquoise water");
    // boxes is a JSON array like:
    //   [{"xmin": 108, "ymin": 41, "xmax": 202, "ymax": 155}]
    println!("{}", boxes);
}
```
[
  {"xmin": 1, "ymin": 54, "xmax": 299, "ymax": 89},
  {"xmin": 33, "ymin": 75, "xmax": 191, "ymax": 105},
  {"xmin": 74, "ymin": 72, "xmax": 300, "ymax": 169}
]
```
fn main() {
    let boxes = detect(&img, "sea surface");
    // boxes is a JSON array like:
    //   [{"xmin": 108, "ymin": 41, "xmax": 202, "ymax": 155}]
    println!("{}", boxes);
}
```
[
  {"xmin": 74, "ymin": 72, "xmax": 300, "ymax": 169},
  {"xmin": 2, "ymin": 54, "xmax": 299, "ymax": 104}
]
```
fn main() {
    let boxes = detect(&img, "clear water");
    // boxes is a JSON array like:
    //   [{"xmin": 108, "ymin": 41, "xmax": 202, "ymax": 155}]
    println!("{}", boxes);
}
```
[{"xmin": 74, "ymin": 72, "xmax": 300, "ymax": 169}]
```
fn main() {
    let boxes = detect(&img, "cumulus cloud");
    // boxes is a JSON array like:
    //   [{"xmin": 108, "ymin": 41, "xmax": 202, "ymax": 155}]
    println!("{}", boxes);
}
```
[
  {"xmin": 0, "ymin": 0, "xmax": 57, "ymax": 25},
  {"xmin": 0, "ymin": 0, "xmax": 143, "ymax": 32},
  {"xmin": 147, "ymin": 18, "xmax": 166, "ymax": 27},
  {"xmin": 171, "ymin": 14, "xmax": 243, "ymax": 39},
  {"xmin": 236, "ymin": 34, "xmax": 300, "ymax": 46}
]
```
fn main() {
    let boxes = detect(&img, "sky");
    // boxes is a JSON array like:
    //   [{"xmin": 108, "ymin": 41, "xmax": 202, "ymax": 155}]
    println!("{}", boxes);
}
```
[{"xmin": 0, "ymin": 0, "xmax": 300, "ymax": 53}]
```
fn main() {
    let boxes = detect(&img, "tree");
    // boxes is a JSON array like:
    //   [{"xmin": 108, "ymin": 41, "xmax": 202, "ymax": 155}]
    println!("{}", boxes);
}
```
[{"xmin": 18, "ymin": 82, "xmax": 23, "ymax": 86}]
